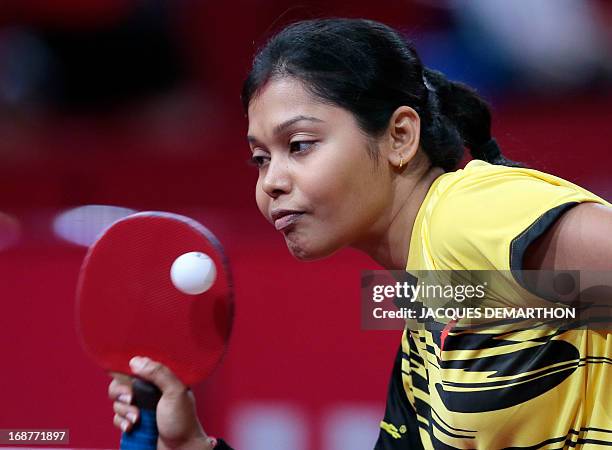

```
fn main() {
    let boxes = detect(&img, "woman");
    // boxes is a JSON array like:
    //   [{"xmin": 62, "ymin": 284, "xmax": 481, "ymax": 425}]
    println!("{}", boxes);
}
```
[{"xmin": 109, "ymin": 19, "xmax": 612, "ymax": 449}]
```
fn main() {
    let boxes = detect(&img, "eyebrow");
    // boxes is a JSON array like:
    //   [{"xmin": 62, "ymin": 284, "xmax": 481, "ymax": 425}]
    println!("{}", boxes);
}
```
[{"xmin": 247, "ymin": 115, "xmax": 324, "ymax": 143}]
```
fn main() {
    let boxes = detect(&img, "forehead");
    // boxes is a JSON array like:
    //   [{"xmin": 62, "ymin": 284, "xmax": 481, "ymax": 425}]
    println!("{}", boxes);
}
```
[{"xmin": 247, "ymin": 78, "xmax": 337, "ymax": 134}]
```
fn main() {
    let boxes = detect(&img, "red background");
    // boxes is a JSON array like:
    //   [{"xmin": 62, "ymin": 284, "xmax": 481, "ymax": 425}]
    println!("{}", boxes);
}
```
[{"xmin": 0, "ymin": 1, "xmax": 610, "ymax": 449}]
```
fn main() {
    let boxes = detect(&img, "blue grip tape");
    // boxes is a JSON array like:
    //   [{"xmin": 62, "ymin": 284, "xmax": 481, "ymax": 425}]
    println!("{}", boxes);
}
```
[{"xmin": 120, "ymin": 409, "xmax": 157, "ymax": 450}]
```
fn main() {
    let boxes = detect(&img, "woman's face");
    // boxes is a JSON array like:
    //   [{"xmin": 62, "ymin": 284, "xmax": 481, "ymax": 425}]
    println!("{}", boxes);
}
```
[{"xmin": 247, "ymin": 77, "xmax": 392, "ymax": 260}]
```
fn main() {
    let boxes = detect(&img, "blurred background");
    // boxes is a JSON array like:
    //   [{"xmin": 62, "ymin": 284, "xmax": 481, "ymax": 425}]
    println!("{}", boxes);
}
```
[{"xmin": 0, "ymin": 0, "xmax": 610, "ymax": 448}]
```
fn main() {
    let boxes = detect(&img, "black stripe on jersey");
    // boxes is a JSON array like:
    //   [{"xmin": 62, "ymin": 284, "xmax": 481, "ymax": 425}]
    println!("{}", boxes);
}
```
[
  {"xmin": 438, "ymin": 330, "xmax": 541, "ymax": 351},
  {"xmin": 431, "ymin": 417, "xmax": 475, "ymax": 440},
  {"xmin": 439, "ymin": 339, "xmax": 579, "ymax": 376},
  {"xmin": 432, "ymin": 340, "xmax": 579, "ymax": 412},
  {"xmin": 414, "ymin": 422, "xmax": 468, "ymax": 450},
  {"xmin": 582, "ymin": 356, "xmax": 612, "ymax": 363},
  {"xmin": 404, "ymin": 349, "xmax": 424, "ymax": 366},
  {"xmin": 414, "ymin": 397, "xmax": 476, "ymax": 444},
  {"xmin": 441, "ymin": 321, "xmax": 609, "ymax": 349},
  {"xmin": 441, "ymin": 356, "xmax": 611, "ymax": 389},
  {"xmin": 502, "ymin": 427, "xmax": 612, "ymax": 449},
  {"xmin": 440, "ymin": 365, "xmax": 575, "ymax": 389},
  {"xmin": 431, "ymin": 407, "xmax": 476, "ymax": 434},
  {"xmin": 403, "ymin": 369, "xmax": 428, "ymax": 393},
  {"xmin": 576, "ymin": 428, "xmax": 612, "ymax": 434},
  {"xmin": 569, "ymin": 439, "xmax": 612, "ymax": 447}
]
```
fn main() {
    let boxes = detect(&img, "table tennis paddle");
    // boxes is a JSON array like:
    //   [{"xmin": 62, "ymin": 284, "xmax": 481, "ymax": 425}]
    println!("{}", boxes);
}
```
[{"xmin": 75, "ymin": 211, "xmax": 234, "ymax": 449}]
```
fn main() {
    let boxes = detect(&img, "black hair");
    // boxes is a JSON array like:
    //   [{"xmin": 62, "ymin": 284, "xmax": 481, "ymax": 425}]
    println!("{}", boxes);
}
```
[{"xmin": 241, "ymin": 18, "xmax": 522, "ymax": 172}]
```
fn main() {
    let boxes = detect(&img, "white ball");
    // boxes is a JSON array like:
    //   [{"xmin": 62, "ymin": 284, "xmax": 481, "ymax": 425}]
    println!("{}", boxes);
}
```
[{"xmin": 170, "ymin": 251, "xmax": 217, "ymax": 295}]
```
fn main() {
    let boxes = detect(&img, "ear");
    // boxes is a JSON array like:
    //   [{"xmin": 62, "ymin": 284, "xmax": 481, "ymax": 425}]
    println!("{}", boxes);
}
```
[{"xmin": 385, "ymin": 106, "xmax": 420, "ymax": 169}]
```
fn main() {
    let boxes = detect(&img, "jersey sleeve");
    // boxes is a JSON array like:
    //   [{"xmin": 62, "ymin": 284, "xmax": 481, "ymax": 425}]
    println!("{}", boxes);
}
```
[{"xmin": 428, "ymin": 162, "xmax": 610, "ymax": 272}]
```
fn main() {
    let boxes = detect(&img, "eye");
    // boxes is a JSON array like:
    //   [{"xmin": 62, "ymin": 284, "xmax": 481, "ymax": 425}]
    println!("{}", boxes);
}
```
[
  {"xmin": 289, "ymin": 141, "xmax": 317, "ymax": 153},
  {"xmin": 247, "ymin": 154, "xmax": 270, "ymax": 168}
]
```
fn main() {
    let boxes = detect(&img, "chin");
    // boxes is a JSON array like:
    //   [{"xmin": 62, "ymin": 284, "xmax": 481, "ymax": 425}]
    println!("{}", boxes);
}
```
[{"xmin": 285, "ymin": 234, "xmax": 339, "ymax": 262}]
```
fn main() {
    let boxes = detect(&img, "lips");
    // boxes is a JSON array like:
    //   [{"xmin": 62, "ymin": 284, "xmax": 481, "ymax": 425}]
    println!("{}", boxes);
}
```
[
  {"xmin": 274, "ymin": 213, "xmax": 303, "ymax": 231},
  {"xmin": 271, "ymin": 209, "xmax": 305, "ymax": 231}
]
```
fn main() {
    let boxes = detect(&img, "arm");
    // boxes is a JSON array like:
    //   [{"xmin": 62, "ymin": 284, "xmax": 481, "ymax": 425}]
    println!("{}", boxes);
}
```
[
  {"xmin": 524, "ymin": 202, "xmax": 612, "ymax": 270},
  {"xmin": 523, "ymin": 202, "xmax": 612, "ymax": 303}
]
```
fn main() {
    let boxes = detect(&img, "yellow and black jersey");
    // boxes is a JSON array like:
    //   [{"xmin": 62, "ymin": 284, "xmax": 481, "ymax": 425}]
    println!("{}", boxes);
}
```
[{"xmin": 375, "ymin": 160, "xmax": 612, "ymax": 449}]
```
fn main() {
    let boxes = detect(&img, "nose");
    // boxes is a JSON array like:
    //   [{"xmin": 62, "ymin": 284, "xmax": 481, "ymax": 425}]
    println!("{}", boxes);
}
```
[{"xmin": 261, "ymin": 157, "xmax": 291, "ymax": 198}]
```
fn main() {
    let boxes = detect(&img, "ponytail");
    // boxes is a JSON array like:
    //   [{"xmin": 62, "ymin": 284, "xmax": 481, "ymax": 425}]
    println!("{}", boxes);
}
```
[{"xmin": 421, "ymin": 68, "xmax": 523, "ymax": 169}]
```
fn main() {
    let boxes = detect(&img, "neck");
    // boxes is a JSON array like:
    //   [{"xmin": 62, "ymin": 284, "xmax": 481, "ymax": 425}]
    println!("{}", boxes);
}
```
[{"xmin": 352, "ymin": 162, "xmax": 444, "ymax": 270}]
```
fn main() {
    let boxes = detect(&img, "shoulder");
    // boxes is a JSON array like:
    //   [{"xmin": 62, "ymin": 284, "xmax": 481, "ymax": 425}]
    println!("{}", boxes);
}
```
[
  {"xmin": 524, "ymin": 202, "xmax": 612, "ymax": 270},
  {"xmin": 426, "ymin": 160, "xmax": 611, "ymax": 270}
]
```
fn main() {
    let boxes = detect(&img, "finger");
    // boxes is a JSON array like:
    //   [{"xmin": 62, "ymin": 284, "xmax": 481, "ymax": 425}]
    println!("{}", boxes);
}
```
[
  {"xmin": 113, "ymin": 401, "xmax": 139, "ymax": 425},
  {"xmin": 108, "ymin": 377, "xmax": 133, "ymax": 402},
  {"xmin": 113, "ymin": 413, "xmax": 134, "ymax": 433},
  {"xmin": 109, "ymin": 371, "xmax": 132, "ymax": 384},
  {"xmin": 129, "ymin": 356, "xmax": 186, "ymax": 394}
]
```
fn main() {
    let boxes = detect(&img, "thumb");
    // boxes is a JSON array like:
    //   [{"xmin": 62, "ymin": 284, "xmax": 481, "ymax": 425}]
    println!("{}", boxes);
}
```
[{"xmin": 129, "ymin": 356, "xmax": 186, "ymax": 395}]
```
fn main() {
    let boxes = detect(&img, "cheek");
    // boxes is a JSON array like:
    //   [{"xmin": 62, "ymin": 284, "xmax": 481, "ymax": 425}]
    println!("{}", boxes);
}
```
[
  {"xmin": 306, "ymin": 157, "xmax": 370, "ymax": 217},
  {"xmin": 315, "ymin": 160, "xmax": 386, "ymax": 236},
  {"xmin": 300, "ymin": 153, "xmax": 352, "ymax": 210},
  {"xmin": 297, "ymin": 163, "xmax": 376, "ymax": 250}
]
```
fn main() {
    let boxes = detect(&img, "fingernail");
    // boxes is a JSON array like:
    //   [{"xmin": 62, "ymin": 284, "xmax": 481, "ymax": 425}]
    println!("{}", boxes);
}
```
[
  {"xmin": 118, "ymin": 394, "xmax": 131, "ymax": 404},
  {"xmin": 129, "ymin": 356, "xmax": 147, "ymax": 372},
  {"xmin": 121, "ymin": 420, "xmax": 129, "ymax": 432},
  {"xmin": 126, "ymin": 412, "xmax": 137, "ymax": 423}
]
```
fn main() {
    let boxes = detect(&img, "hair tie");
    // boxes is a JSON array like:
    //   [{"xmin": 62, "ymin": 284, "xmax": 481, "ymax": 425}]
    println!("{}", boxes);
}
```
[
  {"xmin": 473, "ymin": 138, "xmax": 501, "ymax": 161},
  {"xmin": 422, "ymin": 72, "xmax": 439, "ymax": 113},
  {"xmin": 422, "ymin": 73, "xmax": 434, "ymax": 92}
]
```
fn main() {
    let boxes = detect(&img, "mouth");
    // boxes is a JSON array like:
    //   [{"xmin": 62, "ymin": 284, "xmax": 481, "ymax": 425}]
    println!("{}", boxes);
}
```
[{"xmin": 271, "ymin": 209, "xmax": 305, "ymax": 231}]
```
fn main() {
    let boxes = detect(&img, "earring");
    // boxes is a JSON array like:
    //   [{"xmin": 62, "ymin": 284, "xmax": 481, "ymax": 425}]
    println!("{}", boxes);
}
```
[{"xmin": 399, "ymin": 156, "xmax": 404, "ymax": 169}]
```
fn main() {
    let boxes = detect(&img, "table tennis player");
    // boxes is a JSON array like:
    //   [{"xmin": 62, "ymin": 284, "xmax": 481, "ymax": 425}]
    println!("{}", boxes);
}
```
[{"xmin": 108, "ymin": 18, "xmax": 612, "ymax": 449}]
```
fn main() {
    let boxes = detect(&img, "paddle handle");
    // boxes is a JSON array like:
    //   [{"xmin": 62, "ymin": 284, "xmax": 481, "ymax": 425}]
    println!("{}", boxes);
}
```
[{"xmin": 120, "ymin": 379, "xmax": 162, "ymax": 450}]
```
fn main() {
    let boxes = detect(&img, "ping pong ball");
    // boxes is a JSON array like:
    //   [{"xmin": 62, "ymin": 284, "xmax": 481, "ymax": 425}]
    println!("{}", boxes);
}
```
[{"xmin": 170, "ymin": 252, "xmax": 216, "ymax": 295}]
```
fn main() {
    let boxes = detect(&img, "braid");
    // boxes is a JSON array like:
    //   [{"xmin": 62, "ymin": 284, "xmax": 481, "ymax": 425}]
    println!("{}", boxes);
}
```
[{"xmin": 421, "ymin": 68, "xmax": 524, "ymax": 169}]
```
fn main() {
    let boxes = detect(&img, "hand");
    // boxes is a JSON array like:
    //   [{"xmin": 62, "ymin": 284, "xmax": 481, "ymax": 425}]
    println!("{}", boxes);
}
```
[{"xmin": 108, "ymin": 356, "xmax": 217, "ymax": 450}]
